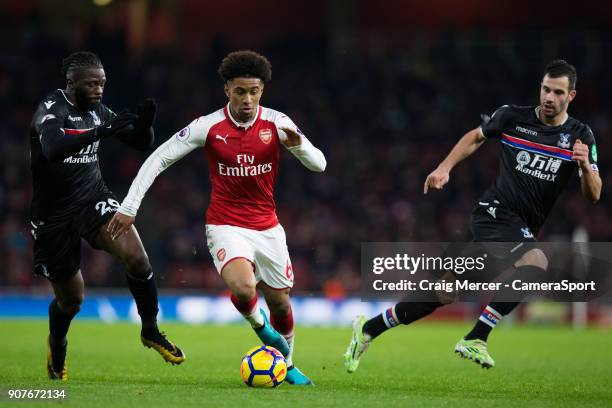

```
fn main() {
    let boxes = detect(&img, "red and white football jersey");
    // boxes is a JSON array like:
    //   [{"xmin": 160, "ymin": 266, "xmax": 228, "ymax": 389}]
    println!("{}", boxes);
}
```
[{"xmin": 119, "ymin": 104, "xmax": 326, "ymax": 230}]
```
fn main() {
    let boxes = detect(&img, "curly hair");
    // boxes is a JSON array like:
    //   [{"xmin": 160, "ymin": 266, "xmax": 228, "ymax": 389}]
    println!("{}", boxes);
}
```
[
  {"xmin": 61, "ymin": 51, "xmax": 103, "ymax": 78},
  {"xmin": 218, "ymin": 50, "xmax": 272, "ymax": 82}
]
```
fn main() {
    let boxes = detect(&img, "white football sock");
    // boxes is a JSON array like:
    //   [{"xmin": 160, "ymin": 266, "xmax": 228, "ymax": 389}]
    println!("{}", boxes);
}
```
[
  {"xmin": 283, "ymin": 333, "xmax": 294, "ymax": 367},
  {"xmin": 244, "ymin": 307, "xmax": 264, "ymax": 329}
]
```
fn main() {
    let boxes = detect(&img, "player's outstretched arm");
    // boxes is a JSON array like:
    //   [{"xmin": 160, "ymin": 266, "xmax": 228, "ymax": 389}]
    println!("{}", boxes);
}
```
[
  {"xmin": 279, "ymin": 127, "xmax": 326, "ymax": 172},
  {"xmin": 40, "ymin": 111, "xmax": 138, "ymax": 161},
  {"xmin": 424, "ymin": 127, "xmax": 486, "ymax": 194},
  {"xmin": 573, "ymin": 139, "xmax": 602, "ymax": 203},
  {"xmin": 107, "ymin": 123, "xmax": 204, "ymax": 240}
]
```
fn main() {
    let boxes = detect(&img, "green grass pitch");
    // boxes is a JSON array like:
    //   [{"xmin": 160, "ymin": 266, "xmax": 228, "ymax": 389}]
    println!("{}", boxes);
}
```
[{"xmin": 0, "ymin": 320, "xmax": 610, "ymax": 407}]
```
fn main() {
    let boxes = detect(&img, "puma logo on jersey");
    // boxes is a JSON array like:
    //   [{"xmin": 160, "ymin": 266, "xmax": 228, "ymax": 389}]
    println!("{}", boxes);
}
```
[
  {"xmin": 44, "ymin": 100, "xmax": 56, "ymax": 109},
  {"xmin": 487, "ymin": 206, "xmax": 497, "ymax": 219},
  {"xmin": 216, "ymin": 134, "xmax": 229, "ymax": 144},
  {"xmin": 521, "ymin": 227, "xmax": 534, "ymax": 239}
]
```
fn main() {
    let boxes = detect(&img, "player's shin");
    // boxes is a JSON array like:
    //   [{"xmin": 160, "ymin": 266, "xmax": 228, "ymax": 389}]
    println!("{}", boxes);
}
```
[
  {"xmin": 233, "ymin": 293, "xmax": 290, "ymax": 356},
  {"xmin": 230, "ymin": 293, "xmax": 265, "ymax": 328},
  {"xmin": 464, "ymin": 265, "xmax": 546, "ymax": 341},
  {"xmin": 48, "ymin": 298, "xmax": 79, "ymax": 344},
  {"xmin": 363, "ymin": 301, "xmax": 443, "ymax": 339},
  {"xmin": 131, "ymin": 270, "xmax": 185, "ymax": 364},
  {"xmin": 271, "ymin": 306, "xmax": 295, "ymax": 366},
  {"xmin": 126, "ymin": 270, "xmax": 159, "ymax": 329},
  {"xmin": 48, "ymin": 299, "xmax": 76, "ymax": 379}
]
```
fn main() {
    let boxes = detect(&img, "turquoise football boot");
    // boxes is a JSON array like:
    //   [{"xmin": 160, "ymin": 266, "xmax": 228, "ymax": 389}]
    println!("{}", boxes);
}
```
[
  {"xmin": 285, "ymin": 365, "xmax": 314, "ymax": 385},
  {"xmin": 253, "ymin": 308, "xmax": 290, "ymax": 357}
]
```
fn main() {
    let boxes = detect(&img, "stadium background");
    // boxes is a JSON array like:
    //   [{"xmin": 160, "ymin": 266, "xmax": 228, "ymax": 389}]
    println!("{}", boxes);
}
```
[{"xmin": 1, "ymin": 0, "xmax": 611, "ymax": 325}]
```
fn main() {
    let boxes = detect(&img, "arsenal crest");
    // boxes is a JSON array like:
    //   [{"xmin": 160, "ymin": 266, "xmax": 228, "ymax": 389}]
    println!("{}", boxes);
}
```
[{"xmin": 259, "ymin": 128, "xmax": 272, "ymax": 144}]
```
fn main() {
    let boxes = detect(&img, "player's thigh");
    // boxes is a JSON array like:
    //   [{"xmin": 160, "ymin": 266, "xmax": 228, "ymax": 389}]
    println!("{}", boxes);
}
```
[
  {"xmin": 78, "ymin": 190, "xmax": 149, "ymax": 269},
  {"xmin": 31, "ymin": 220, "xmax": 82, "ymax": 284},
  {"xmin": 206, "ymin": 224, "xmax": 257, "ymax": 287},
  {"xmin": 252, "ymin": 225, "xmax": 294, "ymax": 290},
  {"xmin": 514, "ymin": 248, "xmax": 548, "ymax": 270},
  {"xmin": 79, "ymin": 191, "xmax": 122, "ymax": 247},
  {"xmin": 50, "ymin": 270, "xmax": 85, "ymax": 312},
  {"xmin": 258, "ymin": 281, "xmax": 291, "ymax": 315},
  {"xmin": 221, "ymin": 258, "xmax": 258, "ymax": 298},
  {"xmin": 94, "ymin": 222, "xmax": 150, "ymax": 273}
]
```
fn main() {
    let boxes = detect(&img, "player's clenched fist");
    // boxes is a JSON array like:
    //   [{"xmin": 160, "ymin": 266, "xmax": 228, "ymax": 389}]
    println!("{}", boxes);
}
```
[
  {"xmin": 572, "ymin": 139, "xmax": 589, "ymax": 169},
  {"xmin": 107, "ymin": 212, "xmax": 135, "ymax": 240},
  {"xmin": 423, "ymin": 168, "xmax": 450, "ymax": 194}
]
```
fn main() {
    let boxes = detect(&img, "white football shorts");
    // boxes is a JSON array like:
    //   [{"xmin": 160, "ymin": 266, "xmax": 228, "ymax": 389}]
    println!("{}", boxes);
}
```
[{"xmin": 205, "ymin": 223, "xmax": 294, "ymax": 289}]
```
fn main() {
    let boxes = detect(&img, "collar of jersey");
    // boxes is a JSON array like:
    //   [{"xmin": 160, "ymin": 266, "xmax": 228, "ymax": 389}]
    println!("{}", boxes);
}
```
[
  {"xmin": 59, "ymin": 89, "xmax": 75, "ymax": 107},
  {"xmin": 534, "ymin": 106, "xmax": 569, "ymax": 127},
  {"xmin": 59, "ymin": 89, "xmax": 98, "ymax": 115},
  {"xmin": 224, "ymin": 103, "xmax": 261, "ymax": 129}
]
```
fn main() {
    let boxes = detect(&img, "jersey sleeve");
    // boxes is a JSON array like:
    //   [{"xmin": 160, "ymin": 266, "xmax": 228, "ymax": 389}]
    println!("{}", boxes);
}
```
[
  {"xmin": 33, "ymin": 94, "xmax": 103, "ymax": 161},
  {"xmin": 274, "ymin": 113, "xmax": 299, "ymax": 143},
  {"xmin": 118, "ymin": 116, "xmax": 210, "ymax": 216},
  {"xmin": 274, "ymin": 113, "xmax": 327, "ymax": 172},
  {"xmin": 33, "ymin": 95, "xmax": 69, "ymax": 143},
  {"xmin": 479, "ymin": 105, "xmax": 510, "ymax": 139},
  {"xmin": 583, "ymin": 125, "xmax": 599, "ymax": 173}
]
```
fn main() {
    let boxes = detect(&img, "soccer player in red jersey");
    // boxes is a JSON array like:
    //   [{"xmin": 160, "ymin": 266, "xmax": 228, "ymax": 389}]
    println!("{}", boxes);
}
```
[{"xmin": 108, "ymin": 51, "xmax": 326, "ymax": 385}]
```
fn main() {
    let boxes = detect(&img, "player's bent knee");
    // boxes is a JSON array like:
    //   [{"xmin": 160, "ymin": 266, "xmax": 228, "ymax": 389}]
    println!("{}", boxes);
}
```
[
  {"xmin": 436, "ymin": 290, "xmax": 457, "ymax": 305},
  {"xmin": 58, "ymin": 296, "xmax": 83, "ymax": 315},
  {"xmin": 232, "ymin": 282, "xmax": 257, "ymax": 301},
  {"xmin": 124, "ymin": 253, "xmax": 152, "ymax": 277},
  {"xmin": 266, "ymin": 298, "xmax": 291, "ymax": 316},
  {"xmin": 516, "ymin": 248, "xmax": 548, "ymax": 271}
]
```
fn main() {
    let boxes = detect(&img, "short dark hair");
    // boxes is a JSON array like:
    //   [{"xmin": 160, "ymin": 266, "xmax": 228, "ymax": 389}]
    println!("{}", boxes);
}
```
[
  {"xmin": 543, "ymin": 59, "xmax": 577, "ymax": 90},
  {"xmin": 218, "ymin": 50, "xmax": 272, "ymax": 83},
  {"xmin": 61, "ymin": 51, "xmax": 103, "ymax": 78}
]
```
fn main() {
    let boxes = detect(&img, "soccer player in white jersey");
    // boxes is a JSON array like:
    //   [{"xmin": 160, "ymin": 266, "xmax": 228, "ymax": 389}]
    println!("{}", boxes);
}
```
[{"xmin": 108, "ymin": 51, "xmax": 326, "ymax": 385}]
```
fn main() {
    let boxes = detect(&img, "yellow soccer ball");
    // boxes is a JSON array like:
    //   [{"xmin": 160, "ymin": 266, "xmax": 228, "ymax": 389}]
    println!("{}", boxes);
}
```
[{"xmin": 240, "ymin": 346, "xmax": 287, "ymax": 388}]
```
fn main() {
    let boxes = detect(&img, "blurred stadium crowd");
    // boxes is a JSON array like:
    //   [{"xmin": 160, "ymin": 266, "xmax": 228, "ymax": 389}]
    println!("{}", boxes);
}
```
[{"xmin": 1, "ymin": 2, "xmax": 611, "ymax": 297}]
